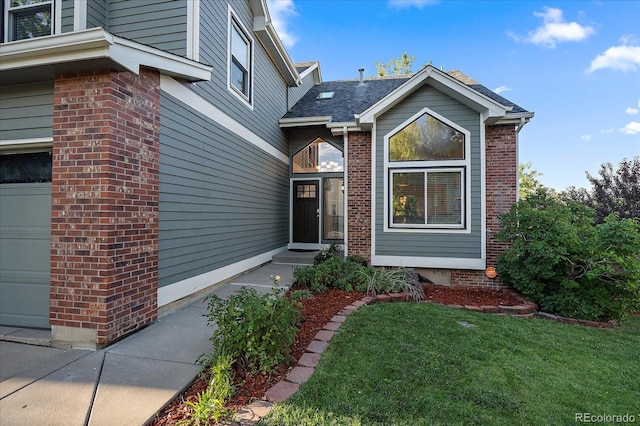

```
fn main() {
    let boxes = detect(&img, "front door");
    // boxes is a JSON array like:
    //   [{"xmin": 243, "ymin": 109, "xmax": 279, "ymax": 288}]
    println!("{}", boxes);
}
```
[{"xmin": 292, "ymin": 180, "xmax": 319, "ymax": 243}]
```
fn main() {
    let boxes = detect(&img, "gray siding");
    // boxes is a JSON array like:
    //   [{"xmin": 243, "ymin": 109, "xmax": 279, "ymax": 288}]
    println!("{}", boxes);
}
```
[
  {"xmin": 375, "ymin": 84, "xmax": 482, "ymax": 259},
  {"xmin": 158, "ymin": 93, "xmax": 289, "ymax": 288},
  {"xmin": 0, "ymin": 82, "xmax": 53, "ymax": 141},
  {"xmin": 107, "ymin": 0, "xmax": 187, "ymax": 56},
  {"xmin": 87, "ymin": 0, "xmax": 108, "ymax": 29},
  {"xmin": 196, "ymin": 0, "xmax": 289, "ymax": 153},
  {"xmin": 60, "ymin": 0, "xmax": 74, "ymax": 33}
]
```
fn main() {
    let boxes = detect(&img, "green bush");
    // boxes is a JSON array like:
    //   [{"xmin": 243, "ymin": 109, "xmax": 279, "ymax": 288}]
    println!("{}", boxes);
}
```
[
  {"xmin": 496, "ymin": 189, "xmax": 640, "ymax": 322},
  {"xmin": 294, "ymin": 258, "xmax": 370, "ymax": 293},
  {"xmin": 205, "ymin": 287, "xmax": 301, "ymax": 375},
  {"xmin": 366, "ymin": 267, "xmax": 425, "ymax": 301},
  {"xmin": 313, "ymin": 243, "xmax": 343, "ymax": 265}
]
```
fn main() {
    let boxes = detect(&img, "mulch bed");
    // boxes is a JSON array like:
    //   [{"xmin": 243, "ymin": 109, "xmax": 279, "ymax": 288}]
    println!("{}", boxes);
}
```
[{"xmin": 151, "ymin": 285, "xmax": 520, "ymax": 425}]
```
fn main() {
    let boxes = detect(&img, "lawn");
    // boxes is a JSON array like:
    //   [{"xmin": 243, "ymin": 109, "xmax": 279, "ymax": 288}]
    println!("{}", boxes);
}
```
[{"xmin": 259, "ymin": 303, "xmax": 640, "ymax": 426}]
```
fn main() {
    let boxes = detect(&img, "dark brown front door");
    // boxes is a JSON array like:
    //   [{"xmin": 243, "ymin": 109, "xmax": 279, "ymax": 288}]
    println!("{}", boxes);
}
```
[{"xmin": 293, "ymin": 180, "xmax": 319, "ymax": 243}]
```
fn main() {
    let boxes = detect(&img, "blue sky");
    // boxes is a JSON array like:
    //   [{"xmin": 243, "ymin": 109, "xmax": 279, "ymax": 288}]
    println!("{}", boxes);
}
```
[{"xmin": 266, "ymin": 0, "xmax": 640, "ymax": 191}]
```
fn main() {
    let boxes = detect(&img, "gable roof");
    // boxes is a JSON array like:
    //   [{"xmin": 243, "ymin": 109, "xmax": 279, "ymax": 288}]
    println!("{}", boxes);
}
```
[{"xmin": 281, "ymin": 65, "xmax": 532, "ymax": 130}]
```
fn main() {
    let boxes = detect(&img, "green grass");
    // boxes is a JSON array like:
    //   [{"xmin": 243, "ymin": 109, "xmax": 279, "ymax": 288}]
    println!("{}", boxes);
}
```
[{"xmin": 259, "ymin": 303, "xmax": 640, "ymax": 426}]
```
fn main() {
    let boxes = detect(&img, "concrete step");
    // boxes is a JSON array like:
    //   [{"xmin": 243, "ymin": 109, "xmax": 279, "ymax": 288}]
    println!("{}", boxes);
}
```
[{"xmin": 272, "ymin": 250, "xmax": 318, "ymax": 266}]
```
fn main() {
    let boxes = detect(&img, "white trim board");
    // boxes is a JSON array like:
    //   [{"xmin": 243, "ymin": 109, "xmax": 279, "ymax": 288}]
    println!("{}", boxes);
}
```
[
  {"xmin": 160, "ymin": 75, "xmax": 289, "ymax": 165},
  {"xmin": 371, "ymin": 255, "xmax": 485, "ymax": 270},
  {"xmin": 157, "ymin": 246, "xmax": 287, "ymax": 307}
]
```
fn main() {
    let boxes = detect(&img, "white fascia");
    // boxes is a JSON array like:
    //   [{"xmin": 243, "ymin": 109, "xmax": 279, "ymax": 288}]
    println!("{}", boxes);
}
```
[
  {"xmin": 0, "ymin": 27, "xmax": 211, "ymax": 82},
  {"xmin": 359, "ymin": 65, "xmax": 509, "ymax": 126},
  {"xmin": 298, "ymin": 61, "xmax": 322, "ymax": 85},
  {"xmin": 279, "ymin": 116, "xmax": 333, "ymax": 128}
]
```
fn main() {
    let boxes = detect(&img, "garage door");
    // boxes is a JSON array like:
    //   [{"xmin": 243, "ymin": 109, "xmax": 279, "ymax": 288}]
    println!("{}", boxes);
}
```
[{"xmin": 0, "ymin": 152, "xmax": 51, "ymax": 328}]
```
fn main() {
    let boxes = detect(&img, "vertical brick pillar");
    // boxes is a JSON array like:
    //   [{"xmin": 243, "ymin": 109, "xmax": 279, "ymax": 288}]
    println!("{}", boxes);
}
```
[
  {"xmin": 451, "ymin": 124, "xmax": 517, "ymax": 287},
  {"xmin": 50, "ymin": 69, "xmax": 160, "ymax": 348},
  {"xmin": 346, "ymin": 132, "xmax": 372, "ymax": 260}
]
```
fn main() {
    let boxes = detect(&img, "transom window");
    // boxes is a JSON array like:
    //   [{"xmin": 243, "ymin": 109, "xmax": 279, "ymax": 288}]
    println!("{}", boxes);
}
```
[
  {"xmin": 385, "ymin": 108, "xmax": 469, "ymax": 230},
  {"xmin": 228, "ymin": 10, "xmax": 252, "ymax": 104},
  {"xmin": 389, "ymin": 112, "xmax": 464, "ymax": 161},
  {"xmin": 293, "ymin": 138, "xmax": 344, "ymax": 174},
  {"xmin": 4, "ymin": 0, "xmax": 53, "ymax": 42}
]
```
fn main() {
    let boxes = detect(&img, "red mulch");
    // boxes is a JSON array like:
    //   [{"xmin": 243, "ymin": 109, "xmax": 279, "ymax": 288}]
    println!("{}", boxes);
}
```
[{"xmin": 151, "ymin": 285, "xmax": 520, "ymax": 425}]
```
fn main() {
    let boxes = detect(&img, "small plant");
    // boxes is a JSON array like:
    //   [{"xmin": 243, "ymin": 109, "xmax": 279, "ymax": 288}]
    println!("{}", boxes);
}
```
[
  {"xmin": 314, "ymin": 243, "xmax": 344, "ymax": 265},
  {"xmin": 205, "ymin": 287, "xmax": 301, "ymax": 374},
  {"xmin": 346, "ymin": 254, "xmax": 369, "ymax": 267},
  {"xmin": 178, "ymin": 355, "xmax": 235, "ymax": 425},
  {"xmin": 289, "ymin": 289, "xmax": 313, "ymax": 300},
  {"xmin": 366, "ymin": 267, "xmax": 425, "ymax": 301}
]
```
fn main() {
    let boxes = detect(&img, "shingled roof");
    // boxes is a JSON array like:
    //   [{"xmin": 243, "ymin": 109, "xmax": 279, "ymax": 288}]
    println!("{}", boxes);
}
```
[{"xmin": 283, "ymin": 69, "xmax": 530, "ymax": 123}]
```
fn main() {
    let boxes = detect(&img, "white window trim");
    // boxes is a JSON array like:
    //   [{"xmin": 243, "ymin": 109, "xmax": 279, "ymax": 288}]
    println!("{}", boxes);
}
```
[
  {"xmin": 383, "ymin": 106, "xmax": 471, "ymax": 234},
  {"xmin": 3, "ymin": 0, "xmax": 60, "ymax": 42},
  {"xmin": 227, "ymin": 5, "xmax": 253, "ymax": 109},
  {"xmin": 73, "ymin": 0, "xmax": 86, "ymax": 31},
  {"xmin": 186, "ymin": 0, "xmax": 200, "ymax": 61},
  {"xmin": 388, "ymin": 167, "xmax": 466, "ymax": 230}
]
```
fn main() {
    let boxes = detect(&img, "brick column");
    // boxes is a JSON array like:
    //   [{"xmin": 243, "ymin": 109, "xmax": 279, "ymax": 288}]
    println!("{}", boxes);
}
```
[
  {"xmin": 451, "ymin": 124, "xmax": 517, "ymax": 288},
  {"xmin": 50, "ymin": 69, "xmax": 160, "ymax": 348},
  {"xmin": 346, "ymin": 132, "xmax": 372, "ymax": 260}
]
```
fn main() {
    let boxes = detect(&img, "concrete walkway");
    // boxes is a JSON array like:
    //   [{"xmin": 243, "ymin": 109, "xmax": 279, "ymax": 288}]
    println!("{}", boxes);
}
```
[{"xmin": 0, "ymin": 262, "xmax": 300, "ymax": 426}]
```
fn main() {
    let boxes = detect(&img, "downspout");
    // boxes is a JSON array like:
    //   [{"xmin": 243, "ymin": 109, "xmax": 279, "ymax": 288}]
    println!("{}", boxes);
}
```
[
  {"xmin": 515, "ymin": 117, "xmax": 526, "ymax": 202},
  {"xmin": 343, "ymin": 126, "xmax": 349, "ymax": 257}
]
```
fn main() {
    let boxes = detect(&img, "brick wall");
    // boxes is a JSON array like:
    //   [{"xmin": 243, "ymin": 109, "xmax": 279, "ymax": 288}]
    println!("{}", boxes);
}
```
[
  {"xmin": 451, "ymin": 124, "xmax": 517, "ymax": 287},
  {"xmin": 50, "ymin": 69, "xmax": 160, "ymax": 347},
  {"xmin": 346, "ymin": 132, "xmax": 372, "ymax": 260}
]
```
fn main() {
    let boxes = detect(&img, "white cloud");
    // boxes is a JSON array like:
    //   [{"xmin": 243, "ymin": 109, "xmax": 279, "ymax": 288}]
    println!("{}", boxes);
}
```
[
  {"xmin": 600, "ymin": 128, "xmax": 615, "ymax": 134},
  {"xmin": 389, "ymin": 0, "xmax": 439, "ymax": 9},
  {"xmin": 266, "ymin": 0, "xmax": 298, "ymax": 49},
  {"xmin": 493, "ymin": 85, "xmax": 511, "ymax": 94},
  {"xmin": 588, "ymin": 45, "xmax": 640, "ymax": 73},
  {"xmin": 626, "ymin": 106, "xmax": 640, "ymax": 115},
  {"xmin": 580, "ymin": 134, "xmax": 592, "ymax": 141},
  {"xmin": 511, "ymin": 7, "xmax": 595, "ymax": 48},
  {"xmin": 620, "ymin": 121, "xmax": 640, "ymax": 135}
]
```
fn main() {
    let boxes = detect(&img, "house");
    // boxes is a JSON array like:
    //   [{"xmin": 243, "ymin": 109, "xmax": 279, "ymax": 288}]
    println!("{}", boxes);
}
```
[{"xmin": 0, "ymin": 0, "xmax": 532, "ymax": 348}]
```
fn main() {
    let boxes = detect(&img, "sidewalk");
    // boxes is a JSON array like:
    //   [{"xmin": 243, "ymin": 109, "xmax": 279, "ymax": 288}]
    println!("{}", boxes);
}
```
[{"xmin": 0, "ymin": 262, "xmax": 299, "ymax": 426}]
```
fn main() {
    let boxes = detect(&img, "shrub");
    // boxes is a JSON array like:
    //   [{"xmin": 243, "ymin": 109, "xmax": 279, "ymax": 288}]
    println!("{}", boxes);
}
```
[
  {"xmin": 313, "ymin": 243, "xmax": 343, "ymax": 265},
  {"xmin": 496, "ymin": 189, "xmax": 640, "ymax": 322},
  {"xmin": 205, "ymin": 287, "xmax": 301, "ymax": 375},
  {"xmin": 346, "ymin": 254, "xmax": 369, "ymax": 267},
  {"xmin": 294, "ymin": 258, "xmax": 370, "ymax": 293},
  {"xmin": 366, "ymin": 267, "xmax": 425, "ymax": 301}
]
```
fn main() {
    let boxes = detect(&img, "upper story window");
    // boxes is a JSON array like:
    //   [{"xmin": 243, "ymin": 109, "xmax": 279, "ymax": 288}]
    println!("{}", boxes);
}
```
[
  {"xmin": 4, "ymin": 0, "xmax": 53, "ymax": 42},
  {"xmin": 293, "ymin": 138, "xmax": 344, "ymax": 174},
  {"xmin": 385, "ymin": 107, "xmax": 470, "ymax": 231},
  {"xmin": 228, "ymin": 8, "xmax": 253, "ymax": 106}
]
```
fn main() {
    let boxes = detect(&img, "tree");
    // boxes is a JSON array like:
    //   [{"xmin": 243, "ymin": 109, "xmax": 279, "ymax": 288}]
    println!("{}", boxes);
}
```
[
  {"xmin": 518, "ymin": 162, "xmax": 544, "ymax": 200},
  {"xmin": 585, "ymin": 157, "xmax": 640, "ymax": 224},
  {"xmin": 376, "ymin": 53, "xmax": 416, "ymax": 76}
]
